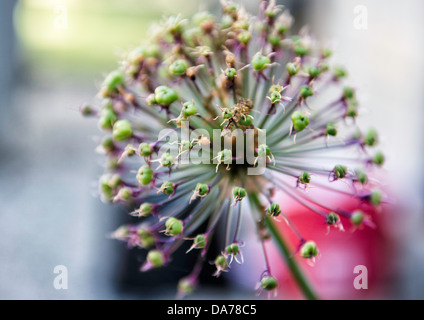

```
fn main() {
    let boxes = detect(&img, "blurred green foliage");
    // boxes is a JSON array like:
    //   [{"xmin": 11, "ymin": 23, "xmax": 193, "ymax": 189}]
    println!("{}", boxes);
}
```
[{"xmin": 14, "ymin": 0, "xmax": 198, "ymax": 75}]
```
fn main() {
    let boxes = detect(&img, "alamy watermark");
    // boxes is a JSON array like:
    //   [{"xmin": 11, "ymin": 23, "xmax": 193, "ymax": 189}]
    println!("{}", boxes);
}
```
[
  {"xmin": 353, "ymin": 265, "xmax": 368, "ymax": 290},
  {"xmin": 53, "ymin": 4, "xmax": 68, "ymax": 30},
  {"xmin": 353, "ymin": 5, "xmax": 368, "ymax": 30},
  {"xmin": 53, "ymin": 265, "xmax": 68, "ymax": 290}
]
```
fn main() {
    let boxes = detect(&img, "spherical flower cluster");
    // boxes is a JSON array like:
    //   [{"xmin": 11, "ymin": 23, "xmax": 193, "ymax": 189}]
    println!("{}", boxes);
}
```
[{"xmin": 84, "ymin": 0, "xmax": 385, "ymax": 298}]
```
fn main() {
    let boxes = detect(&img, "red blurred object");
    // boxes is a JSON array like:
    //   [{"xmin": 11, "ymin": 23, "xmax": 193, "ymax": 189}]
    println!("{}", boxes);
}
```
[{"xmin": 268, "ymin": 193, "xmax": 394, "ymax": 299}]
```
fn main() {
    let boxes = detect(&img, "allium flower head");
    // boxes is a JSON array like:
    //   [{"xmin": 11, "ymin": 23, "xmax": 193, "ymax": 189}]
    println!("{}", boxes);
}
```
[{"xmin": 84, "ymin": 0, "xmax": 386, "ymax": 298}]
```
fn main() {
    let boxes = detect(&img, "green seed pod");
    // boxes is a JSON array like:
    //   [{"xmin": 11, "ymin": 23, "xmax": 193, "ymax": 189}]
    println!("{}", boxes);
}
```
[
  {"xmin": 146, "ymin": 93, "xmax": 157, "ymax": 106},
  {"xmin": 139, "ymin": 202, "xmax": 153, "ymax": 217},
  {"xmin": 124, "ymin": 144, "xmax": 136, "ymax": 157},
  {"xmin": 102, "ymin": 70, "xmax": 125, "ymax": 95},
  {"xmin": 138, "ymin": 142, "xmax": 153, "ymax": 157},
  {"xmin": 269, "ymin": 91, "xmax": 282, "ymax": 104},
  {"xmin": 286, "ymin": 62, "xmax": 300, "ymax": 76},
  {"xmin": 300, "ymin": 85, "xmax": 314, "ymax": 98},
  {"xmin": 178, "ymin": 277, "xmax": 196, "ymax": 295},
  {"xmin": 251, "ymin": 54, "xmax": 271, "ymax": 71},
  {"xmin": 370, "ymin": 190, "xmax": 382, "ymax": 206},
  {"xmin": 291, "ymin": 111, "xmax": 310, "ymax": 132},
  {"xmin": 165, "ymin": 217, "xmax": 184, "ymax": 236},
  {"xmin": 160, "ymin": 153, "xmax": 174, "ymax": 167},
  {"xmin": 101, "ymin": 136, "xmax": 115, "ymax": 153},
  {"xmin": 193, "ymin": 11, "xmax": 215, "ymax": 26},
  {"xmin": 195, "ymin": 183, "xmax": 209, "ymax": 196},
  {"xmin": 169, "ymin": 59, "xmax": 189, "ymax": 75},
  {"xmin": 214, "ymin": 255, "xmax": 228, "ymax": 269},
  {"xmin": 136, "ymin": 165, "xmax": 153, "ymax": 186},
  {"xmin": 117, "ymin": 187, "xmax": 132, "ymax": 200},
  {"xmin": 334, "ymin": 66, "xmax": 348, "ymax": 79},
  {"xmin": 81, "ymin": 104, "xmax": 94, "ymax": 116},
  {"xmin": 147, "ymin": 250, "xmax": 164, "ymax": 268},
  {"xmin": 363, "ymin": 128, "xmax": 379, "ymax": 146},
  {"xmin": 225, "ymin": 68, "xmax": 237, "ymax": 79},
  {"xmin": 106, "ymin": 158, "xmax": 119, "ymax": 171},
  {"xmin": 319, "ymin": 61, "xmax": 330, "ymax": 72},
  {"xmin": 308, "ymin": 66, "xmax": 321, "ymax": 79},
  {"xmin": 326, "ymin": 123, "xmax": 338, "ymax": 136},
  {"xmin": 160, "ymin": 181, "xmax": 175, "ymax": 195},
  {"xmin": 140, "ymin": 234, "xmax": 155, "ymax": 249},
  {"xmin": 269, "ymin": 84, "xmax": 283, "ymax": 94},
  {"xmin": 225, "ymin": 243, "xmax": 239, "ymax": 255},
  {"xmin": 223, "ymin": 108, "xmax": 234, "ymax": 119},
  {"xmin": 327, "ymin": 212, "xmax": 339, "ymax": 225},
  {"xmin": 346, "ymin": 104, "xmax": 358, "ymax": 118},
  {"xmin": 299, "ymin": 172, "xmax": 311, "ymax": 184},
  {"xmin": 99, "ymin": 175, "xmax": 114, "ymax": 201},
  {"xmin": 108, "ymin": 174, "xmax": 122, "ymax": 188},
  {"xmin": 112, "ymin": 120, "xmax": 133, "ymax": 141},
  {"xmin": 321, "ymin": 48, "xmax": 332, "ymax": 59},
  {"xmin": 300, "ymin": 241, "xmax": 319, "ymax": 259},
  {"xmin": 220, "ymin": 14, "xmax": 233, "ymax": 29},
  {"xmin": 268, "ymin": 34, "xmax": 281, "ymax": 47},
  {"xmin": 138, "ymin": 228, "xmax": 156, "ymax": 248},
  {"xmin": 372, "ymin": 151, "xmax": 385, "ymax": 166},
  {"xmin": 294, "ymin": 44, "xmax": 309, "ymax": 57},
  {"xmin": 112, "ymin": 225, "xmax": 129, "ymax": 239},
  {"xmin": 239, "ymin": 115, "xmax": 252, "ymax": 126},
  {"xmin": 276, "ymin": 23, "xmax": 289, "ymax": 35},
  {"xmin": 334, "ymin": 165, "xmax": 348, "ymax": 179},
  {"xmin": 267, "ymin": 203, "xmax": 281, "ymax": 217},
  {"xmin": 154, "ymin": 86, "xmax": 178, "ymax": 106},
  {"xmin": 351, "ymin": 210, "xmax": 364, "ymax": 226},
  {"xmin": 193, "ymin": 234, "xmax": 207, "ymax": 248},
  {"xmin": 261, "ymin": 276, "xmax": 278, "ymax": 291},
  {"xmin": 232, "ymin": 187, "xmax": 246, "ymax": 201},
  {"xmin": 355, "ymin": 169, "xmax": 368, "ymax": 185},
  {"xmin": 182, "ymin": 101, "xmax": 197, "ymax": 118},
  {"xmin": 343, "ymin": 86, "xmax": 355, "ymax": 100},
  {"xmin": 98, "ymin": 108, "xmax": 117, "ymax": 130},
  {"xmin": 238, "ymin": 31, "xmax": 251, "ymax": 45},
  {"xmin": 258, "ymin": 144, "xmax": 271, "ymax": 157}
]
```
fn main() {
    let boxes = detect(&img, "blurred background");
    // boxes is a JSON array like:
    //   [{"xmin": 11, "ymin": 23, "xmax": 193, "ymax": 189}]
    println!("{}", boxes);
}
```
[{"xmin": 0, "ymin": 0, "xmax": 423, "ymax": 299}]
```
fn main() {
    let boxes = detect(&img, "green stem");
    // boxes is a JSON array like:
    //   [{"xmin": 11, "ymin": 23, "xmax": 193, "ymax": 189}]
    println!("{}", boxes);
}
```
[
  {"xmin": 265, "ymin": 217, "xmax": 318, "ymax": 300},
  {"xmin": 249, "ymin": 192, "xmax": 318, "ymax": 300}
]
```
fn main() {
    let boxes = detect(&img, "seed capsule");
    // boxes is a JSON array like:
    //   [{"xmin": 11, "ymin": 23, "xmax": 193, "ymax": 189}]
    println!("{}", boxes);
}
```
[
  {"xmin": 299, "ymin": 172, "xmax": 311, "ymax": 184},
  {"xmin": 267, "ymin": 203, "xmax": 281, "ymax": 217},
  {"xmin": 181, "ymin": 101, "xmax": 197, "ymax": 118},
  {"xmin": 159, "ymin": 182, "xmax": 175, "ymax": 195},
  {"xmin": 291, "ymin": 111, "xmax": 310, "ymax": 132},
  {"xmin": 136, "ymin": 165, "xmax": 153, "ymax": 186},
  {"xmin": 147, "ymin": 250, "xmax": 164, "ymax": 268},
  {"xmin": 112, "ymin": 120, "xmax": 133, "ymax": 141},
  {"xmin": 232, "ymin": 187, "xmax": 246, "ymax": 201},
  {"xmin": 300, "ymin": 241, "xmax": 319, "ymax": 259},
  {"xmin": 251, "ymin": 54, "xmax": 271, "ymax": 71},
  {"xmin": 261, "ymin": 276, "xmax": 278, "ymax": 290},
  {"xmin": 169, "ymin": 59, "xmax": 189, "ymax": 75},
  {"xmin": 327, "ymin": 212, "xmax": 339, "ymax": 225},
  {"xmin": 165, "ymin": 217, "xmax": 184, "ymax": 236},
  {"xmin": 138, "ymin": 203, "xmax": 153, "ymax": 217},
  {"xmin": 138, "ymin": 142, "xmax": 153, "ymax": 157},
  {"xmin": 154, "ymin": 86, "xmax": 178, "ymax": 106},
  {"xmin": 300, "ymin": 85, "xmax": 314, "ymax": 98},
  {"xmin": 333, "ymin": 165, "xmax": 348, "ymax": 179},
  {"xmin": 351, "ymin": 210, "xmax": 364, "ymax": 226}
]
